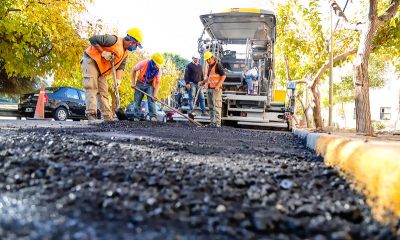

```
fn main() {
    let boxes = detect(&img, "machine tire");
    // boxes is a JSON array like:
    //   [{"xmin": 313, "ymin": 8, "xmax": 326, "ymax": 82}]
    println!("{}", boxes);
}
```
[{"xmin": 54, "ymin": 107, "xmax": 68, "ymax": 121}]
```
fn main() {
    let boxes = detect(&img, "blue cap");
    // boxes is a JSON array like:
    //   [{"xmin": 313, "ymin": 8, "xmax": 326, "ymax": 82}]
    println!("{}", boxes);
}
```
[{"xmin": 126, "ymin": 34, "xmax": 143, "ymax": 49}]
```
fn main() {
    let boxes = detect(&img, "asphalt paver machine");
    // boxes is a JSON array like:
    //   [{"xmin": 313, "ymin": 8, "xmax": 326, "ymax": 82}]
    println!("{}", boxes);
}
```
[{"xmin": 197, "ymin": 8, "xmax": 296, "ymax": 130}]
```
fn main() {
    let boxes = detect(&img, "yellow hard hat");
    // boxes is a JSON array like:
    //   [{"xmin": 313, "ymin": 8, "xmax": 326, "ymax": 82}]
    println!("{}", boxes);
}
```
[
  {"xmin": 204, "ymin": 52, "xmax": 213, "ymax": 60},
  {"xmin": 151, "ymin": 53, "xmax": 164, "ymax": 67},
  {"xmin": 127, "ymin": 28, "xmax": 143, "ymax": 49}
]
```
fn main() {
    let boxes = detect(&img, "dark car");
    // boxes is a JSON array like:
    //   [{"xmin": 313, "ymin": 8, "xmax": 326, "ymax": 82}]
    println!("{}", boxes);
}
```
[
  {"xmin": 18, "ymin": 87, "xmax": 101, "ymax": 121},
  {"xmin": 125, "ymin": 101, "xmax": 166, "ymax": 122}
]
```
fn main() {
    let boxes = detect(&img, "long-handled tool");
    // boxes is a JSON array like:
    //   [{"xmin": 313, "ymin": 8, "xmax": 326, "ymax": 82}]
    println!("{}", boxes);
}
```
[
  {"xmin": 134, "ymin": 86, "xmax": 203, "ymax": 127},
  {"xmin": 110, "ymin": 53, "xmax": 128, "ymax": 120},
  {"xmin": 188, "ymin": 87, "xmax": 201, "ymax": 120}
]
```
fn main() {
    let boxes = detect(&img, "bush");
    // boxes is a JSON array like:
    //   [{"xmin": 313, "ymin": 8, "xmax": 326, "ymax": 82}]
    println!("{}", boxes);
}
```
[{"xmin": 372, "ymin": 120, "xmax": 385, "ymax": 130}]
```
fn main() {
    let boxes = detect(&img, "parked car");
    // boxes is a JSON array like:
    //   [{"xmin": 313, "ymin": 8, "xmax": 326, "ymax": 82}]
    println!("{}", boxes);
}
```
[
  {"xmin": 162, "ymin": 106, "xmax": 176, "ymax": 122},
  {"xmin": 18, "ymin": 86, "xmax": 101, "ymax": 121},
  {"xmin": 125, "ymin": 101, "xmax": 166, "ymax": 122},
  {"xmin": 0, "ymin": 99, "xmax": 9, "ymax": 103}
]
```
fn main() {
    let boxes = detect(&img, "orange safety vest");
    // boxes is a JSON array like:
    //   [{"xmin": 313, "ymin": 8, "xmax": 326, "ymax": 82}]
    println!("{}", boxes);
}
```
[
  {"xmin": 206, "ymin": 63, "xmax": 222, "ymax": 88},
  {"xmin": 137, "ymin": 60, "xmax": 157, "ymax": 88},
  {"xmin": 85, "ymin": 37, "xmax": 129, "ymax": 77}
]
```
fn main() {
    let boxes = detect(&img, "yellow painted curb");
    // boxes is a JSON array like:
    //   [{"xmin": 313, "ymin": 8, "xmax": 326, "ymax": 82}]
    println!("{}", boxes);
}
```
[{"xmin": 315, "ymin": 135, "xmax": 400, "ymax": 225}]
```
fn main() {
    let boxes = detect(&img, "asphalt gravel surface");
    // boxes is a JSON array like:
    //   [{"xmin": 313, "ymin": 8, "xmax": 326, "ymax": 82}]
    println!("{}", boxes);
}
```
[{"xmin": 0, "ymin": 120, "xmax": 398, "ymax": 240}]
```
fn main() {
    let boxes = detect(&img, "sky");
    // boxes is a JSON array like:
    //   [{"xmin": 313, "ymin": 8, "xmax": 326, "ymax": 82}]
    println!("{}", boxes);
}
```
[
  {"xmin": 86, "ymin": 0, "xmax": 361, "ymax": 61},
  {"xmin": 86, "ymin": 0, "xmax": 270, "ymax": 60}
]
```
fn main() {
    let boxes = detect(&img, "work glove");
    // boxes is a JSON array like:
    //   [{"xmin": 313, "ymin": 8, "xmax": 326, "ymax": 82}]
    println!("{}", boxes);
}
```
[
  {"xmin": 111, "ymin": 79, "xmax": 121, "ymax": 90},
  {"xmin": 101, "ymin": 51, "xmax": 113, "ymax": 62},
  {"xmin": 112, "ymin": 79, "xmax": 121, "ymax": 89}
]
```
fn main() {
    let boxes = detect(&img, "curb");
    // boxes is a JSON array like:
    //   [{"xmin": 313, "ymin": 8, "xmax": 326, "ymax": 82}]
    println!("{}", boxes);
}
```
[{"xmin": 293, "ymin": 128, "xmax": 400, "ymax": 225}]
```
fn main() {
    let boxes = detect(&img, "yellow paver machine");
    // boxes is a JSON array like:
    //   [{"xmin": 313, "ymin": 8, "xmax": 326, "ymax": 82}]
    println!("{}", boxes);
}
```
[{"xmin": 196, "ymin": 8, "xmax": 296, "ymax": 130}]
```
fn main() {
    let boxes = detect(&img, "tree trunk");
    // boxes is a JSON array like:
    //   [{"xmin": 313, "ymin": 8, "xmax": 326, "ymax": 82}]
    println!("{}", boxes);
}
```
[
  {"xmin": 296, "ymin": 95, "xmax": 311, "ymax": 128},
  {"xmin": 353, "ymin": 62, "xmax": 374, "ymax": 133},
  {"xmin": 353, "ymin": 18, "xmax": 378, "ymax": 134},
  {"xmin": 310, "ymin": 85, "xmax": 324, "ymax": 128}
]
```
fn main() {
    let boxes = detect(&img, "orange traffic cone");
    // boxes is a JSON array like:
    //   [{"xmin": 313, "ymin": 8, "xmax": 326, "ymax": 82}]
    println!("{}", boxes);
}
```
[{"xmin": 27, "ymin": 85, "xmax": 52, "ymax": 121}]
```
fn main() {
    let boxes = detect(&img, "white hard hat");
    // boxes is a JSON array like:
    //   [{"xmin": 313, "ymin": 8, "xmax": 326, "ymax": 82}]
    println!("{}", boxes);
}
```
[{"xmin": 192, "ymin": 52, "xmax": 200, "ymax": 59}]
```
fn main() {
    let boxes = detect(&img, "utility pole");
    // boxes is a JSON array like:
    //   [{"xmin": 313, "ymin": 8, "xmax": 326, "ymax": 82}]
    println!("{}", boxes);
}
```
[
  {"xmin": 302, "ymin": 85, "xmax": 308, "ymax": 127},
  {"xmin": 329, "ymin": 6, "xmax": 333, "ymax": 126}
]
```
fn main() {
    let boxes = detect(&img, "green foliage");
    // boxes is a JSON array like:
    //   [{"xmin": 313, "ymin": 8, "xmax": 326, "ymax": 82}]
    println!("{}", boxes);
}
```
[
  {"xmin": 274, "ymin": 0, "xmax": 359, "ymax": 88},
  {"xmin": 372, "ymin": 120, "xmax": 385, "ymax": 130},
  {"xmin": 162, "ymin": 53, "xmax": 190, "ymax": 80},
  {"xmin": 0, "ymin": 0, "xmax": 96, "ymax": 80},
  {"xmin": 325, "ymin": 56, "xmax": 389, "ymax": 110},
  {"xmin": 53, "ymin": 68, "xmax": 83, "ymax": 90}
]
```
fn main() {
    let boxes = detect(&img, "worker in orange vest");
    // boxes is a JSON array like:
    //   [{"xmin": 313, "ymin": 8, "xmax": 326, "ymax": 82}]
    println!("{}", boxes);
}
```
[
  {"xmin": 198, "ymin": 52, "xmax": 226, "ymax": 127},
  {"xmin": 130, "ymin": 53, "xmax": 165, "ymax": 121},
  {"xmin": 80, "ymin": 28, "xmax": 143, "ymax": 124}
]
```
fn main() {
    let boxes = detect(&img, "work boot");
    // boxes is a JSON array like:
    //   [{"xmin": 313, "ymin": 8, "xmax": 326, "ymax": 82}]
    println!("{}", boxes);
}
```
[
  {"xmin": 104, "ymin": 117, "xmax": 115, "ymax": 122},
  {"xmin": 87, "ymin": 115, "xmax": 103, "ymax": 125},
  {"xmin": 201, "ymin": 112, "xmax": 209, "ymax": 117},
  {"xmin": 150, "ymin": 117, "xmax": 157, "ymax": 121},
  {"xmin": 132, "ymin": 118, "xmax": 140, "ymax": 122}
]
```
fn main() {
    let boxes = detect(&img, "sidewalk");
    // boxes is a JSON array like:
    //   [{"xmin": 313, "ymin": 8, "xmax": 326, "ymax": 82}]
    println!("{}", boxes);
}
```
[{"xmin": 293, "ymin": 127, "xmax": 400, "ymax": 226}]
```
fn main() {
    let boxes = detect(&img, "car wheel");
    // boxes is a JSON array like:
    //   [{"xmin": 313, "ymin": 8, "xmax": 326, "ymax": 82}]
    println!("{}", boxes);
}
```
[
  {"xmin": 54, "ymin": 107, "xmax": 68, "ymax": 121},
  {"xmin": 162, "ymin": 116, "xmax": 167, "ymax": 123},
  {"xmin": 145, "ymin": 114, "xmax": 150, "ymax": 121}
]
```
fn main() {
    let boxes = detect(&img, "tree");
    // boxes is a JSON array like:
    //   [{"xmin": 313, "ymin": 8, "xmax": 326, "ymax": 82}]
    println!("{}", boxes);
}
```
[
  {"xmin": 162, "ymin": 53, "xmax": 190, "ymax": 80},
  {"xmin": 158, "ymin": 57, "xmax": 180, "ymax": 101},
  {"xmin": 0, "ymin": 0, "xmax": 100, "ymax": 81},
  {"xmin": 327, "ymin": 0, "xmax": 400, "ymax": 133},
  {"xmin": 326, "ymin": 56, "xmax": 389, "ymax": 124},
  {"xmin": 275, "ymin": 0, "xmax": 360, "ymax": 128}
]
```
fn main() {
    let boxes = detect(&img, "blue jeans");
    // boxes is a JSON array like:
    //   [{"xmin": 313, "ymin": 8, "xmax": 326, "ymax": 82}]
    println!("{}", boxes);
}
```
[
  {"xmin": 188, "ymin": 82, "xmax": 206, "ymax": 113},
  {"xmin": 133, "ymin": 80, "xmax": 156, "ymax": 119}
]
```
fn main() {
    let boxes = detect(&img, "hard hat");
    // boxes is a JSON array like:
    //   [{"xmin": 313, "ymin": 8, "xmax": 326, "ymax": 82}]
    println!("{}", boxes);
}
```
[
  {"xmin": 151, "ymin": 53, "xmax": 165, "ymax": 67},
  {"xmin": 204, "ymin": 52, "xmax": 213, "ymax": 60},
  {"xmin": 192, "ymin": 52, "xmax": 200, "ymax": 59},
  {"xmin": 126, "ymin": 28, "xmax": 143, "ymax": 49}
]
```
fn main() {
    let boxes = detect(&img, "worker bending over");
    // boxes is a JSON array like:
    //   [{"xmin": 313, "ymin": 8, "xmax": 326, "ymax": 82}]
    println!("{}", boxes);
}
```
[
  {"xmin": 198, "ymin": 52, "xmax": 226, "ymax": 127},
  {"xmin": 131, "ymin": 53, "xmax": 165, "ymax": 121},
  {"xmin": 184, "ymin": 52, "xmax": 208, "ymax": 117},
  {"xmin": 80, "ymin": 28, "xmax": 143, "ymax": 124}
]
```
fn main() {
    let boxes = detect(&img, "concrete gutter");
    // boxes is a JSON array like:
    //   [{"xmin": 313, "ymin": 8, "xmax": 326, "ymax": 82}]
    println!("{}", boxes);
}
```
[{"xmin": 293, "ymin": 128, "xmax": 400, "ymax": 225}]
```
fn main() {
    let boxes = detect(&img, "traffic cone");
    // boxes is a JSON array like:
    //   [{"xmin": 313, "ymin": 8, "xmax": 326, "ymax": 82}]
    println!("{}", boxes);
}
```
[{"xmin": 27, "ymin": 85, "xmax": 52, "ymax": 121}]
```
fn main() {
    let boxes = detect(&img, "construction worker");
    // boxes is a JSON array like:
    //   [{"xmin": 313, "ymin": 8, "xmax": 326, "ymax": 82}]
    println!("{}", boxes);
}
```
[
  {"xmin": 80, "ymin": 28, "xmax": 143, "ymax": 124},
  {"xmin": 184, "ymin": 52, "xmax": 209, "ymax": 117},
  {"xmin": 130, "ymin": 53, "xmax": 164, "ymax": 121},
  {"xmin": 198, "ymin": 52, "xmax": 226, "ymax": 127}
]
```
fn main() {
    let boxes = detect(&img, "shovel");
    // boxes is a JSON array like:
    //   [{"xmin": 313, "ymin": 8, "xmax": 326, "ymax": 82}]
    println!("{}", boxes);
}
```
[
  {"xmin": 133, "ymin": 86, "xmax": 203, "ymax": 127},
  {"xmin": 110, "ymin": 53, "xmax": 128, "ymax": 120}
]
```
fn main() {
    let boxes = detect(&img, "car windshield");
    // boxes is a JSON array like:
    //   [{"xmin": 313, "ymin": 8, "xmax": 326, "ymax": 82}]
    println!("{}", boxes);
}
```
[{"xmin": 33, "ymin": 87, "xmax": 61, "ymax": 94}]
